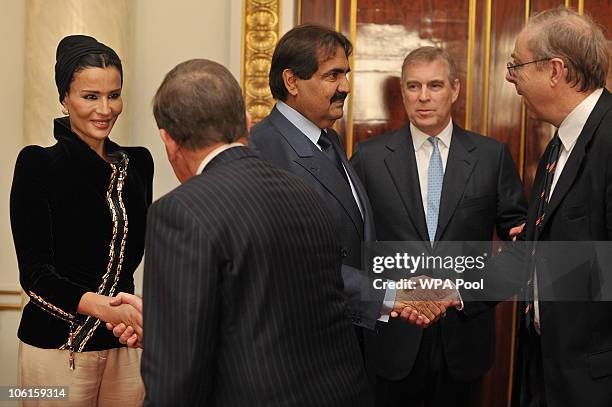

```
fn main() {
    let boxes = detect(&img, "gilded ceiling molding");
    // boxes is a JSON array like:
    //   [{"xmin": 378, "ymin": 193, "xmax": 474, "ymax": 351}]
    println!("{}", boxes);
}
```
[{"xmin": 242, "ymin": 0, "xmax": 280, "ymax": 124}]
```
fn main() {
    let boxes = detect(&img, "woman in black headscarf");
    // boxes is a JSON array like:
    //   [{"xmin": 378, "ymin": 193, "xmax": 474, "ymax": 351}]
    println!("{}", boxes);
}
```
[{"xmin": 10, "ymin": 35, "xmax": 152, "ymax": 406}]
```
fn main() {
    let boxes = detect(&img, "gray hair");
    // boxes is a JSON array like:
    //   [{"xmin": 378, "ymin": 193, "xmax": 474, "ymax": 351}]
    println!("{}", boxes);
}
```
[{"xmin": 526, "ymin": 6, "xmax": 608, "ymax": 92}]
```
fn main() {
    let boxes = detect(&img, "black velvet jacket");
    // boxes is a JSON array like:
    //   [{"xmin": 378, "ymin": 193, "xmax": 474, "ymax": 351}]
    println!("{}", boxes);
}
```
[{"xmin": 10, "ymin": 117, "xmax": 153, "ymax": 351}]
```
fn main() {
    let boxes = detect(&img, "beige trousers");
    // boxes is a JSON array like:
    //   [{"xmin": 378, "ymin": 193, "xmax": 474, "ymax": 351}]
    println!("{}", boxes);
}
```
[{"xmin": 18, "ymin": 341, "xmax": 144, "ymax": 407}]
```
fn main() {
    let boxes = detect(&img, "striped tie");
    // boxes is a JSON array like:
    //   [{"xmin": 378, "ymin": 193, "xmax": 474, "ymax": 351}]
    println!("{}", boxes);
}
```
[
  {"xmin": 427, "ymin": 137, "xmax": 443, "ymax": 242},
  {"xmin": 526, "ymin": 133, "xmax": 561, "ymax": 318},
  {"xmin": 534, "ymin": 134, "xmax": 561, "ymax": 240}
]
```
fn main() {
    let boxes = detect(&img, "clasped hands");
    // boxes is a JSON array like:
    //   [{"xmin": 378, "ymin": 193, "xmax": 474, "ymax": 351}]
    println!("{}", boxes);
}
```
[
  {"xmin": 390, "ymin": 275, "xmax": 462, "ymax": 328},
  {"xmin": 104, "ymin": 292, "xmax": 143, "ymax": 348},
  {"xmin": 102, "ymin": 275, "xmax": 460, "ymax": 346}
]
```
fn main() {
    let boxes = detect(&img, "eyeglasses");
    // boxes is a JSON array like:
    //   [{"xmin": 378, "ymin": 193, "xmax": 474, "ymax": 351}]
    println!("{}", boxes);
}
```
[{"xmin": 506, "ymin": 58, "xmax": 551, "ymax": 76}]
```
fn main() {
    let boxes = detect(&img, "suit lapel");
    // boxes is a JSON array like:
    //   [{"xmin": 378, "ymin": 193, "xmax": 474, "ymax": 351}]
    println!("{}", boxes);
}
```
[
  {"xmin": 541, "ymin": 89, "xmax": 612, "ymax": 231},
  {"xmin": 436, "ymin": 126, "xmax": 476, "ymax": 241},
  {"xmin": 332, "ymin": 131, "xmax": 374, "ymax": 241},
  {"xmin": 268, "ymin": 108, "xmax": 364, "ymax": 237},
  {"xmin": 384, "ymin": 125, "xmax": 429, "ymax": 242}
]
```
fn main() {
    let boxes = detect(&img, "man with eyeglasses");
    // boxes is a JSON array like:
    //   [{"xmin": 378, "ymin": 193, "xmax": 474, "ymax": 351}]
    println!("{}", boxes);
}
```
[{"xmin": 506, "ymin": 7, "xmax": 612, "ymax": 407}]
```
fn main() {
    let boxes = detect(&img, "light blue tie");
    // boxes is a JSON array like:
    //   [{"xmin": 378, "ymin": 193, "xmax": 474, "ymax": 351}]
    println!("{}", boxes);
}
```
[{"xmin": 427, "ymin": 137, "xmax": 443, "ymax": 242}]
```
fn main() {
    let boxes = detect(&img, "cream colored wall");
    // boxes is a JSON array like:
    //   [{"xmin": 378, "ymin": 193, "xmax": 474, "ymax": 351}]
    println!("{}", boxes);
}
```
[
  {"xmin": 1, "ymin": 0, "xmax": 296, "ymax": 393},
  {"xmin": 128, "ymin": 0, "xmax": 294, "ymax": 292},
  {"xmin": 130, "ymin": 0, "xmax": 236, "ymax": 202},
  {"xmin": 129, "ymin": 0, "xmax": 294, "ymax": 202},
  {"xmin": 0, "ymin": 0, "xmax": 26, "ymax": 395}
]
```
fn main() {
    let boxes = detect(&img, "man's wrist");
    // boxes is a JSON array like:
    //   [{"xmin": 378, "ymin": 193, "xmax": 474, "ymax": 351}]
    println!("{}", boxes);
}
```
[{"xmin": 443, "ymin": 279, "xmax": 464, "ymax": 310}]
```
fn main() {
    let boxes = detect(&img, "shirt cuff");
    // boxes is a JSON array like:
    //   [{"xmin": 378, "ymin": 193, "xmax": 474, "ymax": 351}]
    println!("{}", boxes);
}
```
[
  {"xmin": 377, "ymin": 281, "xmax": 397, "ymax": 322},
  {"xmin": 444, "ymin": 279, "xmax": 464, "ymax": 311}
]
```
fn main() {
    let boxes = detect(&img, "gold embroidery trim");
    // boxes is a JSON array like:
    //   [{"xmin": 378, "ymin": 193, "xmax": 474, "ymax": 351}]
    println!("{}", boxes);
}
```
[
  {"xmin": 76, "ymin": 156, "xmax": 130, "ymax": 352},
  {"xmin": 62, "ymin": 154, "xmax": 130, "ymax": 352},
  {"xmin": 28, "ymin": 290, "xmax": 75, "ymax": 322}
]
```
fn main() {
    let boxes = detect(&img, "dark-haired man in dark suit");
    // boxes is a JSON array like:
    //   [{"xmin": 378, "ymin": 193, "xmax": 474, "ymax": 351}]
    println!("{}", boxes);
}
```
[{"xmin": 250, "ymin": 25, "xmax": 450, "ymax": 343}]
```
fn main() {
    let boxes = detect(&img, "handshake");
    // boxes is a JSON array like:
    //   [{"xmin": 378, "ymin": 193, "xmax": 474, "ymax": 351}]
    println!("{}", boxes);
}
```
[
  {"xmin": 101, "ymin": 275, "xmax": 461, "ymax": 348},
  {"xmin": 390, "ymin": 275, "xmax": 462, "ymax": 328},
  {"xmin": 104, "ymin": 292, "xmax": 144, "ymax": 348}
]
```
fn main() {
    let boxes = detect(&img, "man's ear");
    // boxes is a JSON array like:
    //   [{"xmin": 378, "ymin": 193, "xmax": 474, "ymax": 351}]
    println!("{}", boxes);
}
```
[
  {"xmin": 159, "ymin": 128, "xmax": 179, "ymax": 158},
  {"xmin": 549, "ymin": 58, "xmax": 566, "ymax": 87},
  {"xmin": 451, "ymin": 78, "xmax": 461, "ymax": 104},
  {"xmin": 282, "ymin": 68, "xmax": 299, "ymax": 97}
]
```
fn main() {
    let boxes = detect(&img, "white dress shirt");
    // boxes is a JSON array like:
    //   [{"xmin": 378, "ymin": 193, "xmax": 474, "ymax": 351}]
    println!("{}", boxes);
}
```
[
  {"xmin": 534, "ymin": 88, "xmax": 604, "ymax": 332},
  {"xmin": 196, "ymin": 142, "xmax": 245, "ymax": 175},
  {"xmin": 411, "ymin": 120, "xmax": 453, "ymax": 220}
]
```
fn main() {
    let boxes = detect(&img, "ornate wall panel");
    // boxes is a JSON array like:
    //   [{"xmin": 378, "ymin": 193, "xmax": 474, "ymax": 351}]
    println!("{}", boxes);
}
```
[{"xmin": 243, "ymin": 0, "xmax": 280, "ymax": 124}]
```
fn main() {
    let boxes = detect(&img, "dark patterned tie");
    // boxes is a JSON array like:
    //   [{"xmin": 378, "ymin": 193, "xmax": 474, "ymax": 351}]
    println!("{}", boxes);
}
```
[
  {"xmin": 526, "ymin": 133, "xmax": 561, "ymax": 317},
  {"xmin": 534, "ymin": 133, "xmax": 561, "ymax": 240},
  {"xmin": 318, "ymin": 130, "xmax": 350, "ymax": 185}
]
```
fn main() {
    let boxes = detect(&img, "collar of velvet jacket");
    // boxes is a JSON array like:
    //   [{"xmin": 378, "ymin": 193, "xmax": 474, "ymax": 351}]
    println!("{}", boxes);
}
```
[{"xmin": 53, "ymin": 116, "xmax": 126, "ymax": 187}]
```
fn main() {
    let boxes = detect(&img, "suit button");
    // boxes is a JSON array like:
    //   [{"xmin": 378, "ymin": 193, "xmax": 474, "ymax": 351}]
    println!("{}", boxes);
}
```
[{"xmin": 341, "ymin": 248, "xmax": 349, "ymax": 258}]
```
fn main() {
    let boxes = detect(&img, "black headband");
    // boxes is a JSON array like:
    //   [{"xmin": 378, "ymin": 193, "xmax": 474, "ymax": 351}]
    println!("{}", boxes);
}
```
[{"xmin": 54, "ymin": 35, "xmax": 122, "ymax": 103}]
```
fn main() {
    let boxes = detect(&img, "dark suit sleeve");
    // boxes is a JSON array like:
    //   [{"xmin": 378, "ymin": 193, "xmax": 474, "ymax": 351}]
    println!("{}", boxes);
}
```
[
  {"xmin": 341, "ymin": 264, "xmax": 388, "ymax": 328},
  {"xmin": 350, "ymin": 144, "xmax": 366, "ymax": 188},
  {"xmin": 350, "ymin": 145, "xmax": 391, "ymax": 327},
  {"xmin": 10, "ymin": 146, "xmax": 89, "ymax": 321},
  {"xmin": 142, "ymin": 196, "xmax": 220, "ymax": 407},
  {"xmin": 459, "ymin": 144, "xmax": 528, "ymax": 317},
  {"xmin": 606, "ymin": 150, "xmax": 612, "ymax": 238},
  {"xmin": 495, "ymin": 144, "xmax": 528, "ymax": 239}
]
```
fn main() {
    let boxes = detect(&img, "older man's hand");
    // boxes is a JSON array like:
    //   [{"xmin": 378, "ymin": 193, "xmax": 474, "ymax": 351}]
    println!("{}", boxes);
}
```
[{"xmin": 391, "ymin": 275, "xmax": 462, "ymax": 328}]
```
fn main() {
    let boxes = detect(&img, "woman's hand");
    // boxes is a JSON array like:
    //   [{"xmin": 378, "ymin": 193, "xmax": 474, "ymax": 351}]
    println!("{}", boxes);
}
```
[
  {"xmin": 77, "ymin": 292, "xmax": 143, "ymax": 347},
  {"xmin": 104, "ymin": 293, "xmax": 143, "ymax": 348}
]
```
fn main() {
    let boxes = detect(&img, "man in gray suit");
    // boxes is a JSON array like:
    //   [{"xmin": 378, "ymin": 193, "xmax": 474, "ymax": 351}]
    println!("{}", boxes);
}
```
[{"xmin": 138, "ymin": 59, "xmax": 373, "ymax": 406}]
